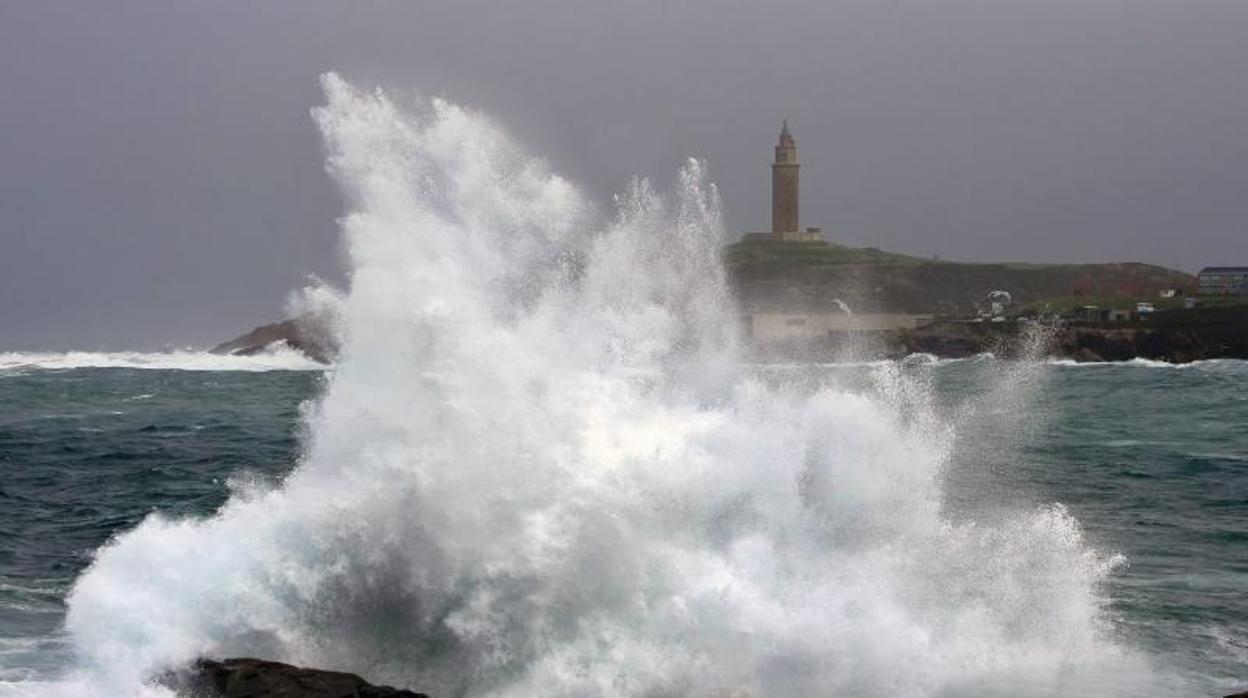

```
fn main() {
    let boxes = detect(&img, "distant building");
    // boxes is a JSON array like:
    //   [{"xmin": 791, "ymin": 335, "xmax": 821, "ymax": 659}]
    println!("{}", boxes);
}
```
[
  {"xmin": 742, "ymin": 123, "xmax": 826, "ymax": 244},
  {"xmin": 1197, "ymin": 267, "xmax": 1248, "ymax": 296}
]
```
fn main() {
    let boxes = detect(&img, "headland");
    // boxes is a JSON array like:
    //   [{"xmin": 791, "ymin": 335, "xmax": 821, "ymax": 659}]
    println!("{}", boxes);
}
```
[{"xmin": 212, "ymin": 123, "xmax": 1246, "ymax": 364}]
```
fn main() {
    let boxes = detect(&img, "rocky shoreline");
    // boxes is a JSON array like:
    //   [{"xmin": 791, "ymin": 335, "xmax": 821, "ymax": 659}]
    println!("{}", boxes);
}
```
[
  {"xmin": 215, "ymin": 305, "xmax": 1248, "ymax": 367},
  {"xmin": 155, "ymin": 656, "xmax": 1248, "ymax": 697},
  {"xmin": 747, "ymin": 307, "xmax": 1248, "ymax": 364},
  {"xmin": 211, "ymin": 315, "xmax": 336, "ymax": 364},
  {"xmin": 905, "ymin": 308, "xmax": 1248, "ymax": 363},
  {"xmin": 160, "ymin": 658, "xmax": 429, "ymax": 697}
]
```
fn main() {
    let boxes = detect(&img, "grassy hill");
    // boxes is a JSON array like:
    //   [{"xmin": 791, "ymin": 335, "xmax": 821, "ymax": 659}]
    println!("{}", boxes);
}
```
[
  {"xmin": 726, "ymin": 240, "xmax": 928, "ymax": 267},
  {"xmin": 726, "ymin": 240, "xmax": 1195, "ymax": 316}
]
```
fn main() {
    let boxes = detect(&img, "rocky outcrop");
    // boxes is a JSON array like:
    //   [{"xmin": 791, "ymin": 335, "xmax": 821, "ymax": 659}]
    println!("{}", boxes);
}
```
[
  {"xmin": 211, "ymin": 315, "xmax": 338, "ymax": 364},
  {"xmin": 747, "ymin": 306, "xmax": 1248, "ymax": 363},
  {"xmin": 161, "ymin": 658, "xmax": 429, "ymax": 698},
  {"xmin": 900, "ymin": 316, "xmax": 1248, "ymax": 363},
  {"xmin": 225, "ymin": 308, "xmax": 1247, "ymax": 365}
]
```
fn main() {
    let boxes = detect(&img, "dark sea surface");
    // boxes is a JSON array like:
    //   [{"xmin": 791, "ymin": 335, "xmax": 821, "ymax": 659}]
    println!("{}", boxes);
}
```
[
  {"xmin": 0, "ymin": 365, "xmax": 322, "ymax": 684},
  {"xmin": 0, "ymin": 358, "xmax": 1245, "ymax": 693}
]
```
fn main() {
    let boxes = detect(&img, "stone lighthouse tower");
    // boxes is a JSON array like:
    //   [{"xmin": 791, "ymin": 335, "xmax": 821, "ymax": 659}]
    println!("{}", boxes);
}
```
[
  {"xmin": 740, "ymin": 121, "xmax": 825, "ymax": 243},
  {"xmin": 772, "ymin": 121, "xmax": 800, "ymax": 236}
]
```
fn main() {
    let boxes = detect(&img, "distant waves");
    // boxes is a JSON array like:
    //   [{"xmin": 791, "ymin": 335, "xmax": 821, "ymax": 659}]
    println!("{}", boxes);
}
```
[{"xmin": 0, "ymin": 347, "xmax": 325, "ymax": 373}]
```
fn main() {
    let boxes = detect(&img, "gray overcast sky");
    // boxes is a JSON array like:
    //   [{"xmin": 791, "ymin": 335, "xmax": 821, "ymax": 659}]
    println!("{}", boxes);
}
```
[{"xmin": 2, "ymin": 0, "xmax": 1246, "ymax": 349}]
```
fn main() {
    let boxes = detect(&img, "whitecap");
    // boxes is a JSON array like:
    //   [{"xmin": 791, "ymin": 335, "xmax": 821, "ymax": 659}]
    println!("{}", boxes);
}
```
[{"xmin": 0, "ymin": 345, "xmax": 325, "ymax": 372}]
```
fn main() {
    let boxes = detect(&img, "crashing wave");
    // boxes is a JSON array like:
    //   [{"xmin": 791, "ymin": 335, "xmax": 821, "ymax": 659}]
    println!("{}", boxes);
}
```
[{"xmin": 33, "ymin": 75, "xmax": 1186, "ymax": 697}]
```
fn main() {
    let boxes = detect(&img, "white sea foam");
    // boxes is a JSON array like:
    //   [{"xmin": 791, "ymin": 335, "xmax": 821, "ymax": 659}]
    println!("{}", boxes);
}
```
[
  {"xmin": 0, "ymin": 345, "xmax": 324, "ymax": 373},
  {"xmin": 23, "ymin": 75, "xmax": 1191, "ymax": 696},
  {"xmin": 1046, "ymin": 356, "xmax": 1248, "ymax": 369},
  {"xmin": 1046, "ymin": 357, "xmax": 1178, "ymax": 369}
]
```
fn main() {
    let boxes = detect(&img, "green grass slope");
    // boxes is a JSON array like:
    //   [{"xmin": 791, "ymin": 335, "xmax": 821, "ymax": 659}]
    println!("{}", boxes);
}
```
[{"xmin": 726, "ymin": 241, "xmax": 1196, "ymax": 316}]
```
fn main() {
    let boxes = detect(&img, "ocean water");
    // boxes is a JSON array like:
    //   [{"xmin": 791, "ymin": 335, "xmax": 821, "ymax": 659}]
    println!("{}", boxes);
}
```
[
  {"xmin": 2, "ymin": 357, "xmax": 1245, "ymax": 696},
  {"xmin": 0, "ymin": 354, "xmax": 323, "ymax": 684},
  {"xmin": 2, "ymin": 75, "xmax": 1246, "ymax": 696}
]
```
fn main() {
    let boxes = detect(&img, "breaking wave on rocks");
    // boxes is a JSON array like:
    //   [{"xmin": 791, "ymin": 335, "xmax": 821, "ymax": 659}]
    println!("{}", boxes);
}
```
[{"xmin": 28, "ymin": 75, "xmax": 1188, "ymax": 697}]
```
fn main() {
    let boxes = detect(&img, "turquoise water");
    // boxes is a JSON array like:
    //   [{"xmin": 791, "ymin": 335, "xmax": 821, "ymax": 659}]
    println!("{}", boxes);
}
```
[{"xmin": 1, "ymin": 359, "xmax": 1245, "ymax": 694}]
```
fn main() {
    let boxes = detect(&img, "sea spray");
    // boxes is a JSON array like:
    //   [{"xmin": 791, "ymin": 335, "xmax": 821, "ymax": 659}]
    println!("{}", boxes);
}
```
[{"xmin": 54, "ymin": 75, "xmax": 1164, "ymax": 697}]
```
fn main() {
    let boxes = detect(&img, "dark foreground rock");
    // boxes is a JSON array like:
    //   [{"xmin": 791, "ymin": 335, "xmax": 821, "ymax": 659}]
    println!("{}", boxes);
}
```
[{"xmin": 161, "ymin": 658, "xmax": 429, "ymax": 698}]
